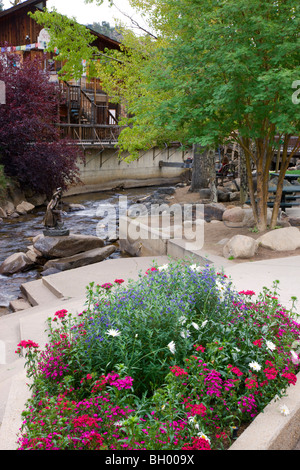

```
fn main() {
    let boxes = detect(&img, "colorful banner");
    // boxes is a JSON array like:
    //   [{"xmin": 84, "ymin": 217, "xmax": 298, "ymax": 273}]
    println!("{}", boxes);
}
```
[{"xmin": 0, "ymin": 43, "xmax": 59, "ymax": 53}]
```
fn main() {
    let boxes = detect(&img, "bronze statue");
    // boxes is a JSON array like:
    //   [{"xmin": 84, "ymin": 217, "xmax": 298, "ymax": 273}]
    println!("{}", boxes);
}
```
[{"xmin": 43, "ymin": 188, "xmax": 69, "ymax": 236}]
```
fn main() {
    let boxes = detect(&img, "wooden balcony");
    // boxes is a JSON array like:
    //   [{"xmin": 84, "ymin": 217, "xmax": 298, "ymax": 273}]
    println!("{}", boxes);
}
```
[{"xmin": 57, "ymin": 123, "xmax": 123, "ymax": 147}]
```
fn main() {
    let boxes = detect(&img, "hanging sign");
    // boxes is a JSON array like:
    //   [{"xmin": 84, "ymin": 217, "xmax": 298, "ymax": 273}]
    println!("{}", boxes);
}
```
[{"xmin": 37, "ymin": 28, "xmax": 51, "ymax": 48}]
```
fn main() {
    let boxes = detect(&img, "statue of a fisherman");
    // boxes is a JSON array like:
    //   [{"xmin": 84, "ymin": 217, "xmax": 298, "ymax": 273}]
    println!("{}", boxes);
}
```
[{"xmin": 43, "ymin": 188, "xmax": 69, "ymax": 236}]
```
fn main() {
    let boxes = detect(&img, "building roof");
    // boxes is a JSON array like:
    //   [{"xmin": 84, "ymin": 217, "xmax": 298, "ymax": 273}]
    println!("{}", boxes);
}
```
[
  {"xmin": 0, "ymin": 0, "xmax": 45, "ymax": 19},
  {"xmin": 0, "ymin": 0, "xmax": 121, "ymax": 49}
]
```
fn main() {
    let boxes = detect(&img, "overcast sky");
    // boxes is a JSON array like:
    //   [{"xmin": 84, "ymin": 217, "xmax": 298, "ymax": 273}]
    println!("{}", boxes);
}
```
[{"xmin": 2, "ymin": 0, "xmax": 147, "ymax": 28}]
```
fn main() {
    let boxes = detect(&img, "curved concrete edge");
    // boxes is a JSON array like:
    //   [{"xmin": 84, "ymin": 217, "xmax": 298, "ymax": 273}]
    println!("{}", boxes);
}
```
[{"xmin": 229, "ymin": 371, "xmax": 300, "ymax": 450}]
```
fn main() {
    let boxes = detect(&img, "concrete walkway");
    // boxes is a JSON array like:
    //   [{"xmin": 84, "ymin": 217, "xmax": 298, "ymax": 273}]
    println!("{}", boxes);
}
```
[{"xmin": 0, "ymin": 248, "xmax": 300, "ymax": 450}]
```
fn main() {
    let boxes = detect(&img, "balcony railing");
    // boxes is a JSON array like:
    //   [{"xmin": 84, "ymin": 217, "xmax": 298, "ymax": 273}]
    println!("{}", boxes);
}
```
[{"xmin": 58, "ymin": 123, "xmax": 123, "ymax": 145}]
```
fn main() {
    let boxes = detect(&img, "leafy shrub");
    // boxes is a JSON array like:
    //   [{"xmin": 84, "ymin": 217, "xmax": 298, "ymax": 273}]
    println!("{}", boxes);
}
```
[
  {"xmin": 0, "ymin": 55, "xmax": 83, "ymax": 197},
  {"xmin": 16, "ymin": 261, "xmax": 300, "ymax": 450}
]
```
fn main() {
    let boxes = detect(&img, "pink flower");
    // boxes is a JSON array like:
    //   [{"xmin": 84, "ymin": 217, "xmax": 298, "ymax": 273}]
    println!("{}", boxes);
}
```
[
  {"xmin": 54, "ymin": 309, "xmax": 68, "ymax": 319},
  {"xmin": 145, "ymin": 267, "xmax": 158, "ymax": 275},
  {"xmin": 101, "ymin": 283, "xmax": 113, "ymax": 289},
  {"xmin": 114, "ymin": 279, "xmax": 125, "ymax": 284},
  {"xmin": 17, "ymin": 340, "xmax": 39, "ymax": 349},
  {"xmin": 239, "ymin": 290, "xmax": 255, "ymax": 296}
]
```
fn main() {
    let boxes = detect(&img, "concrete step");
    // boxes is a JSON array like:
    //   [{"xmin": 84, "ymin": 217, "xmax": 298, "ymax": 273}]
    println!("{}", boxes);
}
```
[{"xmin": 20, "ymin": 277, "xmax": 63, "ymax": 307}]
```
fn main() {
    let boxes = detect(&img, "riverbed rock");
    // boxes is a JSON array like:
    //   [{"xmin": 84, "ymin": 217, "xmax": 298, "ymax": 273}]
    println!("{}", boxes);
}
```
[
  {"xmin": 42, "ymin": 245, "xmax": 116, "ymax": 272},
  {"xmin": 2, "ymin": 201, "xmax": 14, "ymax": 216},
  {"xmin": 0, "ymin": 207, "xmax": 6, "ymax": 218},
  {"xmin": 0, "ymin": 252, "xmax": 35, "ymax": 275},
  {"xmin": 68, "ymin": 203, "xmax": 85, "ymax": 212},
  {"xmin": 257, "ymin": 227, "xmax": 300, "ymax": 251},
  {"xmin": 223, "ymin": 235, "xmax": 258, "ymax": 259},
  {"xmin": 33, "ymin": 233, "xmax": 106, "ymax": 259},
  {"xmin": 16, "ymin": 201, "xmax": 35, "ymax": 215},
  {"xmin": 26, "ymin": 193, "xmax": 47, "ymax": 207}
]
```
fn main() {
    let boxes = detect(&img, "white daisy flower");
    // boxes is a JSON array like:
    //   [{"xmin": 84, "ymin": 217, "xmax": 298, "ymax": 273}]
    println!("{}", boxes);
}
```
[
  {"xmin": 266, "ymin": 340, "xmax": 276, "ymax": 351},
  {"xmin": 180, "ymin": 329, "xmax": 190, "ymax": 339},
  {"xmin": 249, "ymin": 361, "xmax": 261, "ymax": 372},
  {"xmin": 279, "ymin": 404, "xmax": 290, "ymax": 416},
  {"xmin": 167, "ymin": 340, "xmax": 176, "ymax": 354},
  {"xmin": 188, "ymin": 417, "xmax": 200, "ymax": 430},
  {"xmin": 179, "ymin": 316, "xmax": 187, "ymax": 325},
  {"xmin": 216, "ymin": 280, "xmax": 226, "ymax": 301},
  {"xmin": 197, "ymin": 432, "xmax": 211, "ymax": 443},
  {"xmin": 191, "ymin": 322, "xmax": 200, "ymax": 330},
  {"xmin": 290, "ymin": 350, "xmax": 300, "ymax": 365},
  {"xmin": 158, "ymin": 264, "xmax": 169, "ymax": 271},
  {"xmin": 201, "ymin": 320, "xmax": 208, "ymax": 327},
  {"xmin": 190, "ymin": 264, "xmax": 202, "ymax": 272},
  {"xmin": 106, "ymin": 328, "xmax": 121, "ymax": 337}
]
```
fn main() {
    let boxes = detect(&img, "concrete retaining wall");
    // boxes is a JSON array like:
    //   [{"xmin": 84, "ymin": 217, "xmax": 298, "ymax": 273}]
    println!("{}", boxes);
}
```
[{"xmin": 66, "ymin": 145, "xmax": 192, "ymax": 195}]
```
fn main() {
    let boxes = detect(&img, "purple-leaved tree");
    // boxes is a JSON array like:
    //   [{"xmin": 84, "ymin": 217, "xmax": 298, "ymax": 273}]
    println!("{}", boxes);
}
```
[{"xmin": 0, "ymin": 54, "xmax": 83, "ymax": 197}]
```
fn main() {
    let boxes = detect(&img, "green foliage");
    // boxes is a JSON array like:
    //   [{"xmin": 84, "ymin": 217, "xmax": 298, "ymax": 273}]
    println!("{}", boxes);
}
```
[
  {"xmin": 86, "ymin": 21, "xmax": 123, "ymax": 41},
  {"xmin": 15, "ymin": 262, "xmax": 300, "ymax": 450},
  {"xmin": 30, "ymin": 8, "xmax": 99, "ymax": 81}
]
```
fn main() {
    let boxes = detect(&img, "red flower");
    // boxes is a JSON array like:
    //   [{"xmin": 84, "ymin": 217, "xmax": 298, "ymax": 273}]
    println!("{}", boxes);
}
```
[
  {"xmin": 194, "ymin": 345, "xmax": 205, "ymax": 352},
  {"xmin": 145, "ymin": 267, "xmax": 158, "ymax": 275},
  {"xmin": 188, "ymin": 403, "xmax": 207, "ymax": 417},
  {"xmin": 245, "ymin": 377, "xmax": 258, "ymax": 389},
  {"xmin": 54, "ymin": 309, "xmax": 68, "ymax": 319},
  {"xmin": 182, "ymin": 437, "xmax": 211, "ymax": 450},
  {"xmin": 114, "ymin": 279, "xmax": 125, "ymax": 284},
  {"xmin": 239, "ymin": 290, "xmax": 255, "ymax": 296},
  {"xmin": 101, "ymin": 283, "xmax": 113, "ymax": 289},
  {"xmin": 170, "ymin": 365, "xmax": 188, "ymax": 377},
  {"xmin": 282, "ymin": 372, "xmax": 297, "ymax": 385},
  {"xmin": 17, "ymin": 340, "xmax": 39, "ymax": 349},
  {"xmin": 228, "ymin": 365, "xmax": 243, "ymax": 377},
  {"xmin": 253, "ymin": 339, "xmax": 263, "ymax": 348}
]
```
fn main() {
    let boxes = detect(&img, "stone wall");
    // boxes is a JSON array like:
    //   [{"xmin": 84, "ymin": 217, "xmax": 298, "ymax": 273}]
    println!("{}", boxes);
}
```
[{"xmin": 65, "ymin": 145, "xmax": 193, "ymax": 196}]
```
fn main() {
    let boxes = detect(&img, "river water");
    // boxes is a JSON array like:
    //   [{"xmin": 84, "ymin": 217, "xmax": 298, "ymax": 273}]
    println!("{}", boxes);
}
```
[{"xmin": 0, "ymin": 186, "xmax": 161, "ymax": 309}]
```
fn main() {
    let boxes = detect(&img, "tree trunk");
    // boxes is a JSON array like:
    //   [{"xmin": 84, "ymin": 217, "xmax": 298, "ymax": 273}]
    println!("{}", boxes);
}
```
[
  {"xmin": 239, "ymin": 145, "xmax": 248, "ymax": 204},
  {"xmin": 190, "ymin": 144, "xmax": 213, "ymax": 192}
]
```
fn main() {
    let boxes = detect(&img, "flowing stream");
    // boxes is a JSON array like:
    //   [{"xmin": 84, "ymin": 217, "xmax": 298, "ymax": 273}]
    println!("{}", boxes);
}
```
[{"xmin": 0, "ymin": 186, "xmax": 161, "ymax": 309}]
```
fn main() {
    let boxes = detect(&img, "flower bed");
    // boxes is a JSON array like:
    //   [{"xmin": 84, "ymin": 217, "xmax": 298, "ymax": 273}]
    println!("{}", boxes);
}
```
[{"xmin": 16, "ymin": 261, "xmax": 300, "ymax": 450}]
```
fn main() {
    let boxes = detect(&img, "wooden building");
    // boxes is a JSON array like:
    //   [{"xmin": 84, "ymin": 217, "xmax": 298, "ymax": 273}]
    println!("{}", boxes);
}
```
[{"xmin": 0, "ymin": 0, "xmax": 123, "ymax": 146}]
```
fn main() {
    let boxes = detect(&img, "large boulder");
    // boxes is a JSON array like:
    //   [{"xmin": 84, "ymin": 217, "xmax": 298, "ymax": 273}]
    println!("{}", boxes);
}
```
[
  {"xmin": 0, "ymin": 252, "xmax": 35, "ymax": 275},
  {"xmin": 42, "ymin": 245, "xmax": 116, "ymax": 272},
  {"xmin": 33, "ymin": 233, "xmax": 106, "ymax": 259},
  {"xmin": 204, "ymin": 203, "xmax": 226, "ymax": 222},
  {"xmin": 242, "ymin": 208, "xmax": 273, "ymax": 228},
  {"xmin": 223, "ymin": 235, "xmax": 258, "ymax": 259},
  {"xmin": 223, "ymin": 207, "xmax": 245, "ymax": 223},
  {"xmin": 257, "ymin": 227, "xmax": 300, "ymax": 251},
  {"xmin": 16, "ymin": 201, "xmax": 35, "ymax": 215}
]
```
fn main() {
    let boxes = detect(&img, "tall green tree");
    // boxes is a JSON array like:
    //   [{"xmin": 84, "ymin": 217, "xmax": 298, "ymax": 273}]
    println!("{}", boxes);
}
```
[
  {"xmin": 149, "ymin": 0, "xmax": 300, "ymax": 231},
  {"xmin": 33, "ymin": 0, "xmax": 300, "ymax": 231}
]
